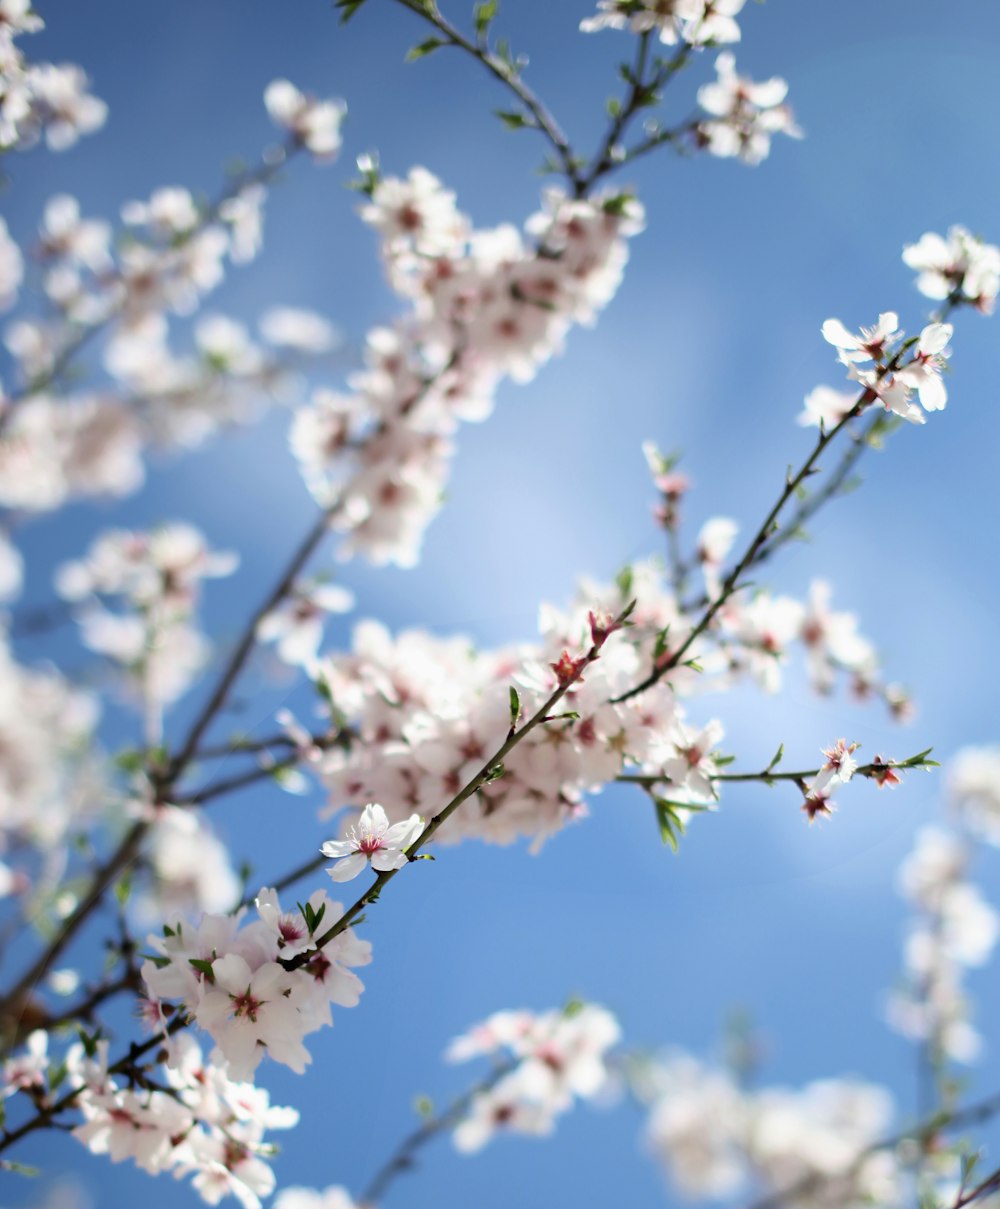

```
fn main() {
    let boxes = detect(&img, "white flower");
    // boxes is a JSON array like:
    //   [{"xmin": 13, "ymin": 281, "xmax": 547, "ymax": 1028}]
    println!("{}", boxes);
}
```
[
  {"xmin": 797, "ymin": 384, "xmax": 856, "ymax": 429},
  {"xmin": 195, "ymin": 955, "xmax": 311, "ymax": 1080},
  {"xmin": 903, "ymin": 226, "xmax": 1000, "ymax": 313},
  {"xmin": 821, "ymin": 311, "xmax": 899, "ymax": 363},
  {"xmin": 895, "ymin": 322, "xmax": 952, "ymax": 412},
  {"xmin": 257, "ymin": 581, "xmax": 355, "ymax": 667},
  {"xmin": 264, "ymin": 79, "xmax": 345, "ymax": 159},
  {"xmin": 697, "ymin": 53, "xmax": 800, "ymax": 165},
  {"xmin": 321, "ymin": 803, "xmax": 423, "ymax": 881}
]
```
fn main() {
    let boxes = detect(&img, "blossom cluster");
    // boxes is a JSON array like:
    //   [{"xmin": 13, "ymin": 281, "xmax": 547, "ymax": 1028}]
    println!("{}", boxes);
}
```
[
  {"xmin": 643, "ymin": 1052, "xmax": 900, "ymax": 1207},
  {"xmin": 0, "ymin": 0, "xmax": 106, "ymax": 153},
  {"xmin": 290, "ymin": 168, "xmax": 645, "ymax": 566},
  {"xmin": 0, "ymin": 622, "xmax": 103, "ymax": 898},
  {"xmin": 696, "ymin": 52, "xmax": 802, "ymax": 166},
  {"xmin": 56, "ymin": 523, "xmax": 237, "ymax": 708},
  {"xmin": 0, "ymin": 85, "xmax": 342, "ymax": 516},
  {"xmin": 581, "ymin": 0, "xmax": 745, "ymax": 47},
  {"xmin": 304, "ymin": 547, "xmax": 897, "ymax": 853},
  {"xmin": 887, "ymin": 824, "xmax": 999, "ymax": 1064},
  {"xmin": 141, "ymin": 887, "xmax": 370, "ymax": 1081},
  {"xmin": 3, "ymin": 1030, "xmax": 299, "ymax": 1209},
  {"xmin": 445, "ymin": 1003, "xmax": 621, "ymax": 1152}
]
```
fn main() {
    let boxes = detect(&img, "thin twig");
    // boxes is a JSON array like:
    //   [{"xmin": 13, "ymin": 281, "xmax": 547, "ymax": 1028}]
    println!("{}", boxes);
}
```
[
  {"xmin": 391, "ymin": 0, "xmax": 579, "ymax": 187},
  {"xmin": 360, "ymin": 1059, "xmax": 517, "ymax": 1204}
]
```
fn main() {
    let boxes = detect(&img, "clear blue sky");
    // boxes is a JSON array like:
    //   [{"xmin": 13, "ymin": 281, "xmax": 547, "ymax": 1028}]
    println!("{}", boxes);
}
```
[{"xmin": 6, "ymin": 2, "xmax": 1000, "ymax": 1207}]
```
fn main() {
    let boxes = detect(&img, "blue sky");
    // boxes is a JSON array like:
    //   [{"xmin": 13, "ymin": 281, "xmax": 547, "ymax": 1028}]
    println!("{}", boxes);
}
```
[{"xmin": 6, "ymin": 2, "xmax": 1000, "ymax": 1207}]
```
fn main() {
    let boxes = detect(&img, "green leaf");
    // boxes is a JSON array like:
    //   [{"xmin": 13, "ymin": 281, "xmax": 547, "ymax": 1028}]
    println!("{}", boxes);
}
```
[
  {"xmin": 335, "ymin": 0, "xmax": 369, "ymax": 22},
  {"xmin": 47, "ymin": 1060, "xmax": 68, "ymax": 1093},
  {"xmin": 113, "ymin": 873, "xmax": 132, "ymax": 907},
  {"xmin": 406, "ymin": 37, "xmax": 445, "ymax": 61},
  {"xmin": 606, "ymin": 97, "xmax": 621, "ymax": 118},
  {"xmin": 615, "ymin": 564, "xmax": 634, "ymax": 599},
  {"xmin": 495, "ymin": 108, "xmax": 528, "ymax": 129},
  {"xmin": 414, "ymin": 1094, "xmax": 435, "ymax": 1118},
  {"xmin": 653, "ymin": 797, "xmax": 687, "ymax": 852},
  {"xmin": 78, "ymin": 1026, "xmax": 102, "ymax": 1058},
  {"xmin": 474, "ymin": 0, "xmax": 498, "ymax": 34},
  {"xmin": 483, "ymin": 762, "xmax": 506, "ymax": 784},
  {"xmin": 188, "ymin": 957, "xmax": 216, "ymax": 982},
  {"xmin": 602, "ymin": 191, "xmax": 636, "ymax": 217},
  {"xmin": 113, "ymin": 748, "xmax": 145, "ymax": 774},
  {"xmin": 766, "ymin": 743, "xmax": 784, "ymax": 772},
  {"xmin": 509, "ymin": 685, "xmax": 521, "ymax": 729}
]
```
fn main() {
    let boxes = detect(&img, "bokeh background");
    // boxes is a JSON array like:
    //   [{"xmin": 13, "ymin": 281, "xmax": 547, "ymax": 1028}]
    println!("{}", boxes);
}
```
[{"xmin": 4, "ymin": 1, "xmax": 1000, "ymax": 1206}]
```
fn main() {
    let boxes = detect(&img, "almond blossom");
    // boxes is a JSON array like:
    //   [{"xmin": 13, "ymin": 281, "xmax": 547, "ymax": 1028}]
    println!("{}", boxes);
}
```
[
  {"xmin": 321, "ymin": 802, "xmax": 423, "ymax": 882},
  {"xmin": 903, "ymin": 225, "xmax": 1000, "ymax": 313},
  {"xmin": 448, "ymin": 1003, "xmax": 621, "ymax": 1152},
  {"xmin": 257, "ymin": 581, "xmax": 355, "ymax": 668},
  {"xmin": 264, "ymin": 79, "xmax": 345, "ymax": 160},
  {"xmin": 696, "ymin": 52, "xmax": 801, "ymax": 165},
  {"xmin": 821, "ymin": 311, "xmax": 899, "ymax": 364},
  {"xmin": 142, "ymin": 889, "xmax": 371, "ymax": 1081},
  {"xmin": 895, "ymin": 322, "xmax": 952, "ymax": 411}
]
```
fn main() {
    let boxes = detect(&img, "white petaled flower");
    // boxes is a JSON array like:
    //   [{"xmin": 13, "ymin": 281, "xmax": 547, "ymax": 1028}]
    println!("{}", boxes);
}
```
[
  {"xmin": 797, "ymin": 384, "xmax": 856, "ymax": 429},
  {"xmin": 274, "ymin": 1188, "xmax": 358, "ymax": 1209},
  {"xmin": 821, "ymin": 312, "xmax": 899, "ymax": 363},
  {"xmin": 257, "ymin": 581, "xmax": 355, "ymax": 668},
  {"xmin": 321, "ymin": 803, "xmax": 423, "ymax": 882},
  {"xmin": 0, "ymin": 215, "xmax": 23, "ymax": 311},
  {"xmin": 696, "ymin": 53, "xmax": 800, "ymax": 166},
  {"xmin": 903, "ymin": 225, "xmax": 1000, "ymax": 313},
  {"xmin": 264, "ymin": 79, "xmax": 345, "ymax": 160},
  {"xmin": 195, "ymin": 955, "xmax": 311, "ymax": 1080},
  {"xmin": 682, "ymin": 0, "xmax": 745, "ymax": 46},
  {"xmin": 895, "ymin": 322, "xmax": 953, "ymax": 412},
  {"xmin": 846, "ymin": 363, "xmax": 922, "ymax": 424}
]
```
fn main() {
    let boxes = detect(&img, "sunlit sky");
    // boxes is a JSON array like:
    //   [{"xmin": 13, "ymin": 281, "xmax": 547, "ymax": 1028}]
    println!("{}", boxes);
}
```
[{"xmin": 6, "ymin": 2, "xmax": 1000, "ymax": 1207}]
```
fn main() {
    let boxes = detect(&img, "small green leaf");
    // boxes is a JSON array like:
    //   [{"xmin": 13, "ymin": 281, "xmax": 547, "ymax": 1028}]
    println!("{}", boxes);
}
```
[
  {"xmin": 474, "ymin": 0, "xmax": 497, "ymax": 34},
  {"xmin": 509, "ymin": 686, "xmax": 521, "ymax": 729},
  {"xmin": 495, "ymin": 108, "xmax": 528, "ymax": 129},
  {"xmin": 615, "ymin": 564, "xmax": 634, "ymax": 599},
  {"xmin": 335, "ymin": 0, "xmax": 369, "ymax": 22},
  {"xmin": 113, "ymin": 748, "xmax": 145, "ymax": 774},
  {"xmin": 606, "ymin": 97, "xmax": 621, "ymax": 118},
  {"xmin": 47, "ymin": 1060, "xmax": 68, "ymax": 1093},
  {"xmin": 602, "ymin": 191, "xmax": 636, "ymax": 217},
  {"xmin": 766, "ymin": 743, "xmax": 784, "ymax": 773},
  {"xmin": 113, "ymin": 873, "xmax": 132, "ymax": 907},
  {"xmin": 188, "ymin": 957, "xmax": 216, "ymax": 982},
  {"xmin": 406, "ymin": 37, "xmax": 445, "ymax": 61},
  {"xmin": 414, "ymin": 1094, "xmax": 435, "ymax": 1118}
]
